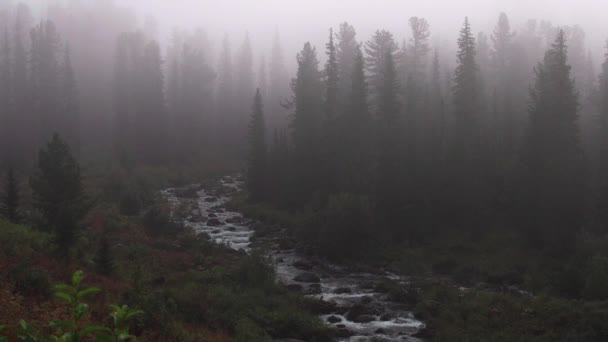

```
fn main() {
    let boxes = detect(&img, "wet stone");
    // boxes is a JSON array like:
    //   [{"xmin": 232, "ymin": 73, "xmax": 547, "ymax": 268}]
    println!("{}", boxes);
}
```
[
  {"xmin": 294, "ymin": 272, "xmax": 321, "ymax": 283},
  {"xmin": 327, "ymin": 315, "xmax": 342, "ymax": 324},
  {"xmin": 207, "ymin": 218, "xmax": 222, "ymax": 226}
]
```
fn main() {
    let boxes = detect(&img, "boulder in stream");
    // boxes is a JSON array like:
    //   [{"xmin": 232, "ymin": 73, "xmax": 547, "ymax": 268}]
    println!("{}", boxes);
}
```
[
  {"xmin": 333, "ymin": 287, "xmax": 352, "ymax": 294},
  {"xmin": 294, "ymin": 272, "xmax": 320, "ymax": 283},
  {"xmin": 204, "ymin": 197, "xmax": 218, "ymax": 202},
  {"xmin": 293, "ymin": 260, "xmax": 313, "ymax": 271},
  {"xmin": 207, "ymin": 218, "xmax": 222, "ymax": 226},
  {"xmin": 326, "ymin": 315, "xmax": 342, "ymax": 324}
]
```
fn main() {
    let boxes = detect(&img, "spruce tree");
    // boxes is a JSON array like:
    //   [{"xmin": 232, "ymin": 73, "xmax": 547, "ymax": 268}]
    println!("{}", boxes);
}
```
[
  {"xmin": 268, "ymin": 30, "xmax": 288, "ymax": 130},
  {"xmin": 292, "ymin": 42, "xmax": 323, "ymax": 203},
  {"xmin": 452, "ymin": 17, "xmax": 480, "ymax": 160},
  {"xmin": 339, "ymin": 44, "xmax": 372, "ymax": 195},
  {"xmin": 95, "ymin": 233, "xmax": 115, "ymax": 275},
  {"xmin": 376, "ymin": 50, "xmax": 403, "ymax": 231},
  {"xmin": 365, "ymin": 30, "xmax": 399, "ymax": 109},
  {"xmin": 31, "ymin": 134, "xmax": 84, "ymax": 256},
  {"xmin": 522, "ymin": 30, "xmax": 584, "ymax": 248},
  {"xmin": 248, "ymin": 89, "xmax": 267, "ymax": 201},
  {"xmin": 336, "ymin": 22, "xmax": 358, "ymax": 105}
]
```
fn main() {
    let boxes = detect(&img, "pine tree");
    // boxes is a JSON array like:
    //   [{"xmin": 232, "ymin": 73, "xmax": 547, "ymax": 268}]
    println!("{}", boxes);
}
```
[
  {"xmin": 322, "ymin": 28, "xmax": 340, "ymax": 196},
  {"xmin": 2, "ymin": 167, "xmax": 19, "ymax": 223},
  {"xmin": 490, "ymin": 12, "xmax": 516, "ymax": 151},
  {"xmin": 522, "ymin": 30, "xmax": 584, "ymax": 248},
  {"xmin": 257, "ymin": 56, "xmax": 267, "ymax": 98},
  {"xmin": 452, "ymin": 17, "xmax": 480, "ymax": 159},
  {"xmin": 31, "ymin": 134, "xmax": 84, "ymax": 256},
  {"xmin": 95, "ymin": 233, "xmax": 115, "ymax": 275},
  {"xmin": 376, "ymin": 50, "xmax": 403, "ymax": 231},
  {"xmin": 247, "ymin": 89, "xmax": 267, "ymax": 201},
  {"xmin": 336, "ymin": 22, "xmax": 358, "ymax": 105},
  {"xmin": 0, "ymin": 28, "xmax": 12, "ymax": 165},
  {"xmin": 137, "ymin": 40, "xmax": 168, "ymax": 164},
  {"xmin": 292, "ymin": 42, "xmax": 323, "ymax": 203},
  {"xmin": 339, "ymin": 44, "xmax": 372, "ymax": 195},
  {"xmin": 365, "ymin": 30, "xmax": 399, "ymax": 109},
  {"xmin": 60, "ymin": 46, "xmax": 80, "ymax": 156}
]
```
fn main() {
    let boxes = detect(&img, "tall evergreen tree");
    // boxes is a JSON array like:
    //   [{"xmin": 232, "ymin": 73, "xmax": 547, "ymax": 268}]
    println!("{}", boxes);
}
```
[
  {"xmin": 522, "ymin": 30, "xmax": 584, "ymax": 248},
  {"xmin": 339, "ymin": 44, "xmax": 372, "ymax": 195},
  {"xmin": 216, "ymin": 34, "xmax": 235, "ymax": 143},
  {"xmin": 322, "ymin": 28, "xmax": 340, "ymax": 195},
  {"xmin": 335, "ymin": 22, "xmax": 358, "ymax": 105},
  {"xmin": 31, "ymin": 134, "xmax": 84, "ymax": 256},
  {"xmin": 137, "ymin": 40, "xmax": 168, "ymax": 164},
  {"xmin": 60, "ymin": 46, "xmax": 80, "ymax": 156},
  {"xmin": 452, "ymin": 17, "xmax": 480, "ymax": 159},
  {"xmin": 365, "ymin": 30, "xmax": 399, "ymax": 109},
  {"xmin": 292, "ymin": 42, "xmax": 323, "ymax": 203},
  {"xmin": 376, "ymin": 50, "xmax": 403, "ymax": 232},
  {"xmin": 490, "ymin": 12, "xmax": 516, "ymax": 151},
  {"xmin": 247, "ymin": 89, "xmax": 267, "ymax": 201}
]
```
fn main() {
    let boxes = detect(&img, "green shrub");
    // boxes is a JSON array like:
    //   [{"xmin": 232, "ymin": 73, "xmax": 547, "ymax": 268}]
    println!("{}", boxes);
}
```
[{"xmin": 0, "ymin": 220, "xmax": 50, "ymax": 258}]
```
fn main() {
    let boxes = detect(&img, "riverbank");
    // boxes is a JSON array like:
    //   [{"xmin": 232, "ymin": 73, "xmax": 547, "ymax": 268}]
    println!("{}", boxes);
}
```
[
  {"xmin": 229, "ymin": 189, "xmax": 608, "ymax": 341},
  {"xmin": 165, "ymin": 176, "xmax": 426, "ymax": 341}
]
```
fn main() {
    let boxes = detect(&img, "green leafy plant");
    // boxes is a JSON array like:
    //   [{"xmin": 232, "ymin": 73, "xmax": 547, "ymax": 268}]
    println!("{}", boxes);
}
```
[{"xmin": 1, "ymin": 271, "xmax": 144, "ymax": 342}]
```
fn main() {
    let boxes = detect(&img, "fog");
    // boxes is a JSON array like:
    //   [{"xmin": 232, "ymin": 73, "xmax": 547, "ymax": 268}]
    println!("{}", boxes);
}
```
[{"xmin": 116, "ymin": 0, "xmax": 608, "ymax": 58}]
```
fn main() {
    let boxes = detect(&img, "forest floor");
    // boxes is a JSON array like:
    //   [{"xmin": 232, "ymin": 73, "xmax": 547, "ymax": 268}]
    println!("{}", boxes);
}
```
[{"xmin": 0, "ymin": 165, "xmax": 332, "ymax": 342}]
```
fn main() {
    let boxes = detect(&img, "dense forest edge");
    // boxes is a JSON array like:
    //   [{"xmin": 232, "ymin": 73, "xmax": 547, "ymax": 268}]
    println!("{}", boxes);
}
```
[{"xmin": 3, "ymin": 0, "xmax": 608, "ymax": 341}]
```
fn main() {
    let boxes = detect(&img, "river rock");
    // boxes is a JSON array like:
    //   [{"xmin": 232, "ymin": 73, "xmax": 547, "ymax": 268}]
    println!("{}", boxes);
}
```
[
  {"xmin": 207, "ymin": 218, "xmax": 222, "ymax": 226},
  {"xmin": 293, "ymin": 260, "xmax": 313, "ymax": 271},
  {"xmin": 335, "ymin": 328, "xmax": 354, "ymax": 338},
  {"xmin": 204, "ymin": 197, "xmax": 218, "ymax": 202},
  {"xmin": 306, "ymin": 283, "xmax": 322, "ymax": 295},
  {"xmin": 346, "ymin": 304, "xmax": 377, "ymax": 321},
  {"xmin": 227, "ymin": 226, "xmax": 237, "ymax": 231},
  {"xmin": 326, "ymin": 315, "xmax": 342, "ymax": 323},
  {"xmin": 351, "ymin": 314, "xmax": 376, "ymax": 323},
  {"xmin": 375, "ymin": 328, "xmax": 387, "ymax": 334},
  {"xmin": 226, "ymin": 216, "xmax": 243, "ymax": 224},
  {"xmin": 294, "ymin": 272, "xmax": 320, "ymax": 283},
  {"xmin": 334, "ymin": 287, "xmax": 352, "ymax": 294},
  {"xmin": 208, "ymin": 213, "xmax": 217, "ymax": 218}
]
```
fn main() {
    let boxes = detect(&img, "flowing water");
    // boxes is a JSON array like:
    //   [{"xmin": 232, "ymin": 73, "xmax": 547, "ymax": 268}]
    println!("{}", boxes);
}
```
[{"xmin": 162, "ymin": 176, "xmax": 425, "ymax": 341}]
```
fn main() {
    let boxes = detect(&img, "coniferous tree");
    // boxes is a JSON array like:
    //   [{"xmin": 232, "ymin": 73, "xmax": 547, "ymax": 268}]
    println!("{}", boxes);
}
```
[
  {"xmin": 599, "ymin": 42, "xmax": 608, "ymax": 182},
  {"xmin": 522, "ymin": 30, "xmax": 584, "ymax": 248},
  {"xmin": 339, "ymin": 44, "xmax": 372, "ymax": 195},
  {"xmin": 137, "ymin": 41, "xmax": 168, "ymax": 164},
  {"xmin": 2, "ymin": 167, "xmax": 19, "ymax": 223},
  {"xmin": 258, "ymin": 56, "xmax": 267, "ymax": 98},
  {"xmin": 247, "ymin": 89, "xmax": 267, "ymax": 201},
  {"xmin": 31, "ymin": 134, "xmax": 84, "ymax": 256},
  {"xmin": 452, "ymin": 17, "xmax": 480, "ymax": 160},
  {"xmin": 336, "ymin": 22, "xmax": 358, "ymax": 105},
  {"xmin": 322, "ymin": 28, "xmax": 339, "ymax": 195},
  {"xmin": 491, "ymin": 12, "xmax": 516, "ymax": 152},
  {"xmin": 60, "ymin": 46, "xmax": 80, "ymax": 156},
  {"xmin": 0, "ymin": 29, "xmax": 12, "ymax": 165},
  {"xmin": 365, "ymin": 30, "xmax": 399, "ymax": 109},
  {"xmin": 376, "ymin": 50, "xmax": 403, "ymax": 232},
  {"xmin": 292, "ymin": 42, "xmax": 323, "ymax": 203},
  {"xmin": 95, "ymin": 233, "xmax": 115, "ymax": 275}
]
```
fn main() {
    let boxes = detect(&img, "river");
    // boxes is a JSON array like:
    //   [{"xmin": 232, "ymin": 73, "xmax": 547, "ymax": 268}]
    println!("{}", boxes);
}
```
[{"xmin": 162, "ymin": 175, "xmax": 425, "ymax": 342}]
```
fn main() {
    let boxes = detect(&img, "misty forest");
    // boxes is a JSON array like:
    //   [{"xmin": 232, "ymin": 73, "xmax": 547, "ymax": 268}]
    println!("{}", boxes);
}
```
[{"xmin": 3, "ymin": 0, "xmax": 608, "ymax": 341}]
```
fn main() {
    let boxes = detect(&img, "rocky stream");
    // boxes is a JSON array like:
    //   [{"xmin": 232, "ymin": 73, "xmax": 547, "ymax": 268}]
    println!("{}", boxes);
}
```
[{"xmin": 162, "ymin": 176, "xmax": 425, "ymax": 342}]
